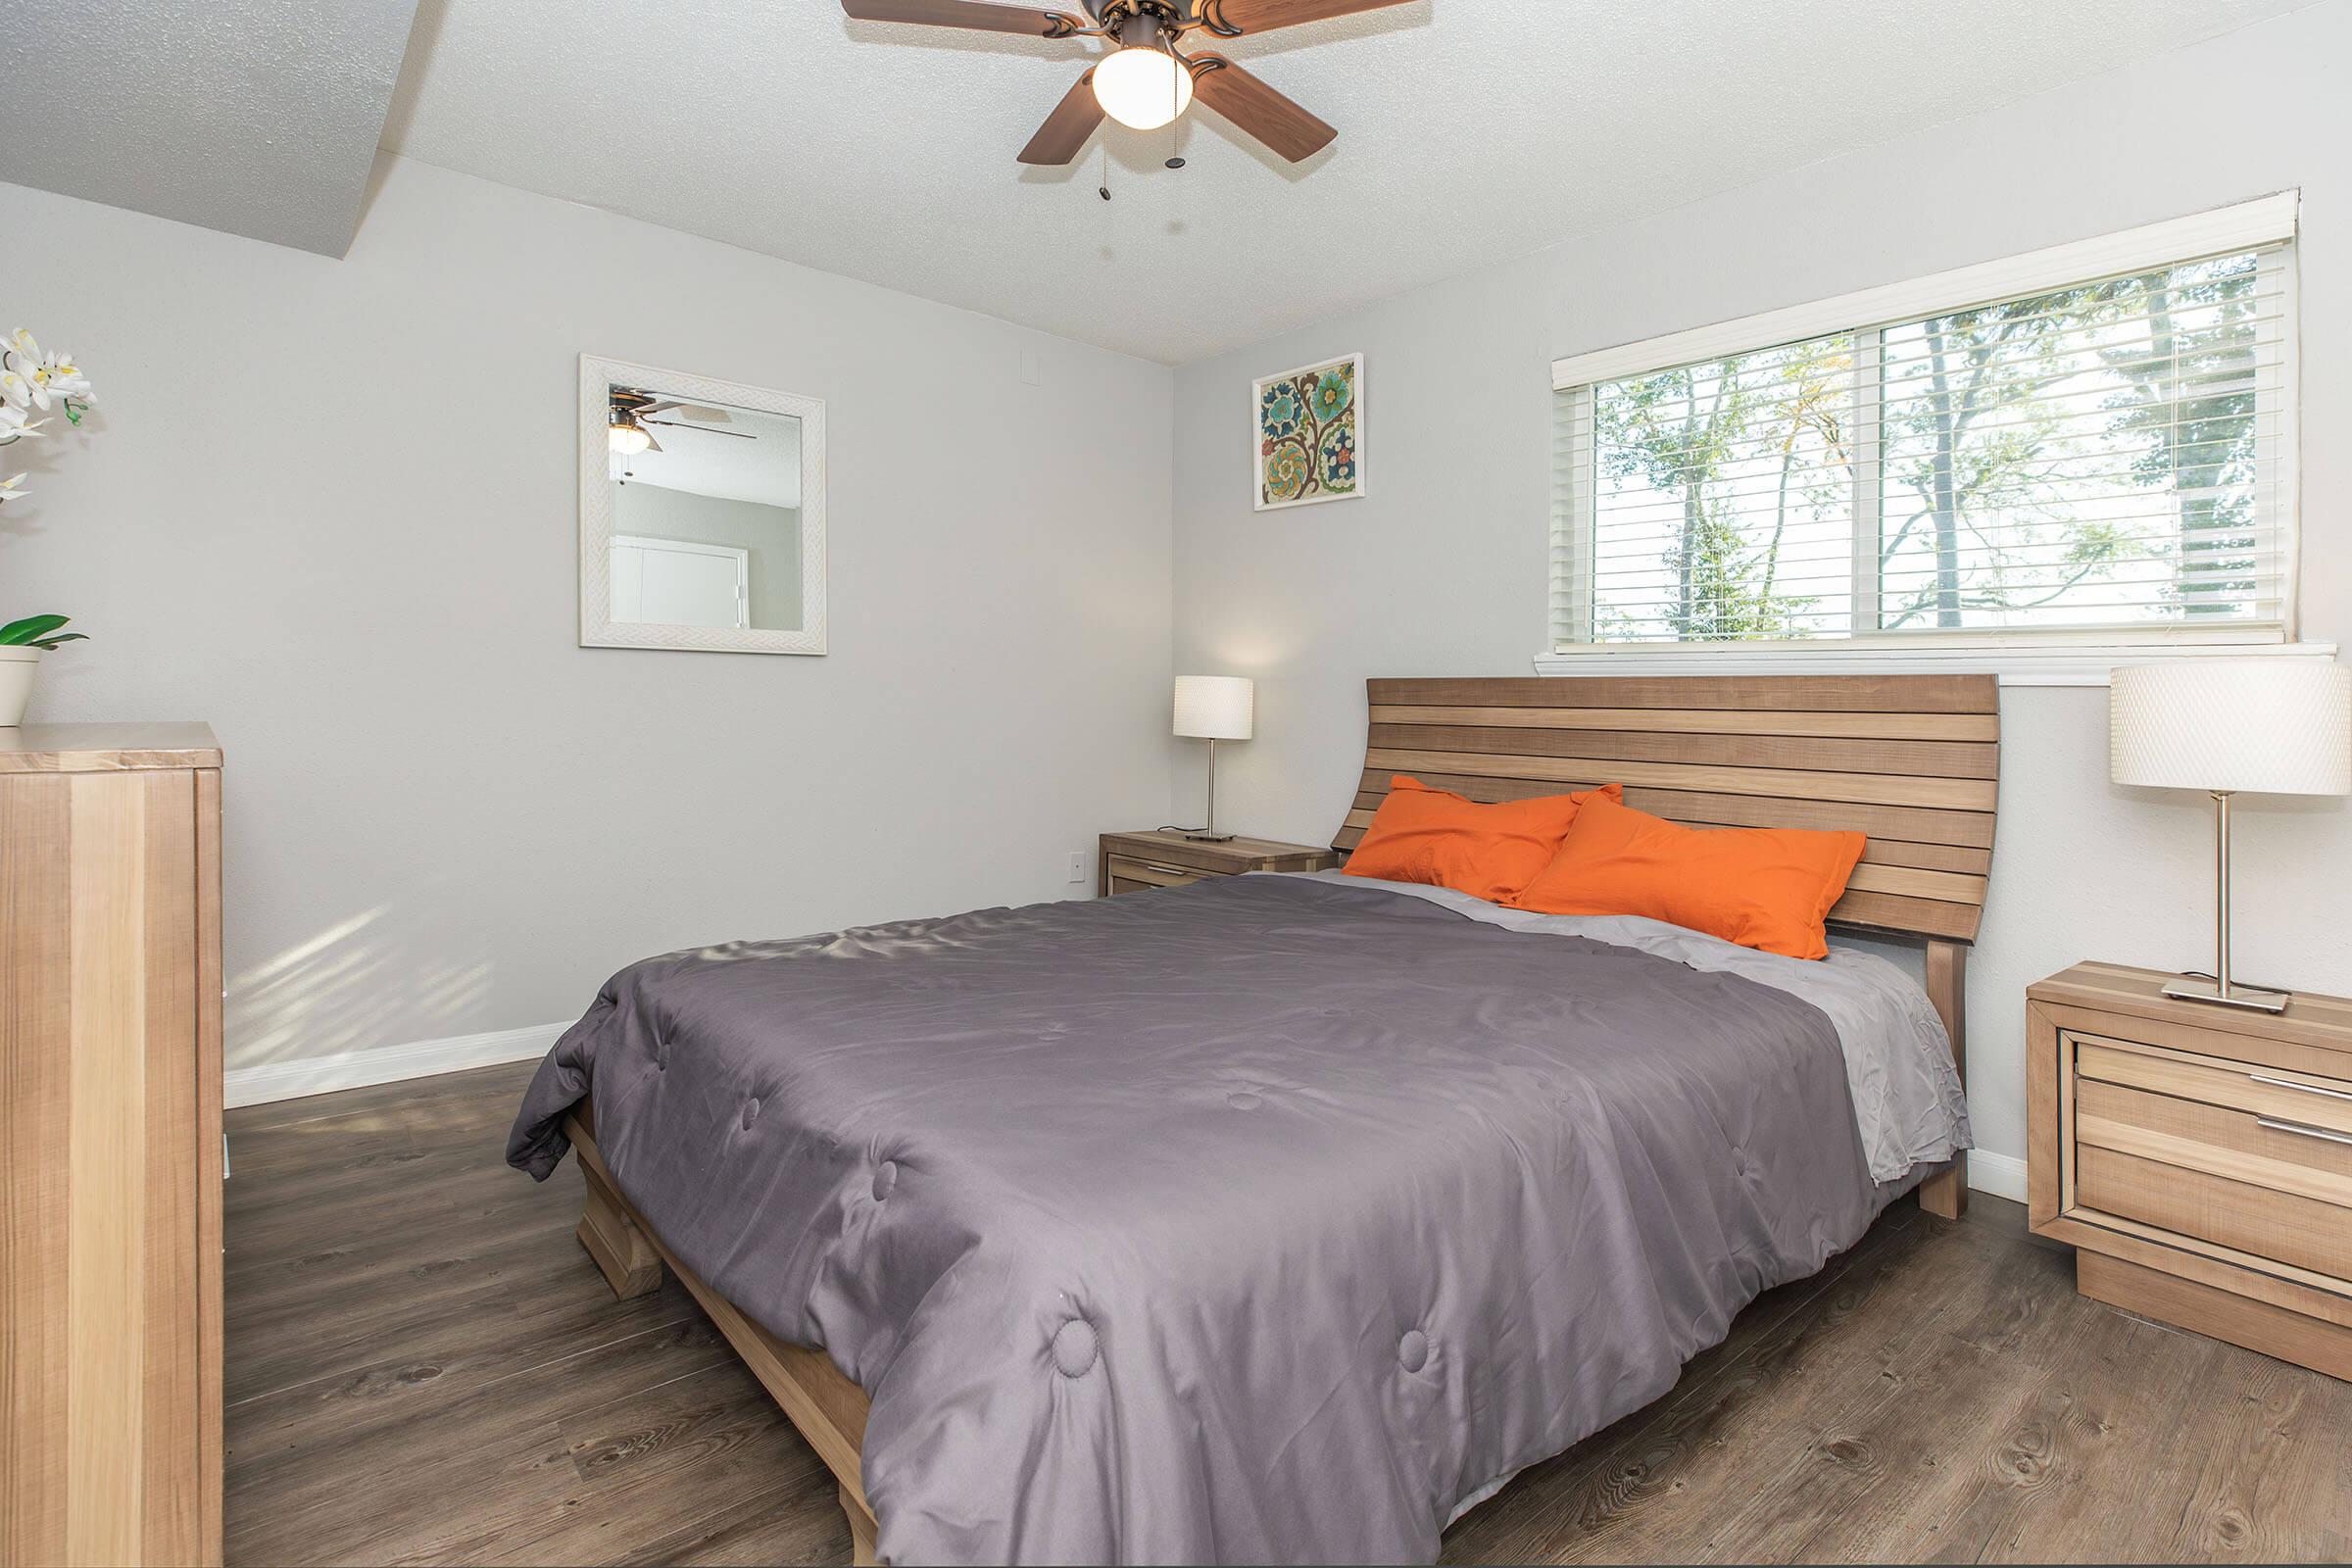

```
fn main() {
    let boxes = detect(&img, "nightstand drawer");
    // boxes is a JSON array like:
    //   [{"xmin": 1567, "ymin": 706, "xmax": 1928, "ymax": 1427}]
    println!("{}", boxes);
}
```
[
  {"xmin": 1099, "ymin": 830, "xmax": 1336, "ymax": 898},
  {"xmin": 2078, "ymin": 1146, "xmax": 2352, "ymax": 1282},
  {"xmin": 2076, "ymin": 1078, "xmax": 2352, "ymax": 1208},
  {"xmin": 2078, "ymin": 1038, "xmax": 2352, "ymax": 1138},
  {"xmin": 2066, "ymin": 1035, "xmax": 2352, "ymax": 1280},
  {"xmin": 1106, "ymin": 855, "xmax": 1221, "ymax": 894}
]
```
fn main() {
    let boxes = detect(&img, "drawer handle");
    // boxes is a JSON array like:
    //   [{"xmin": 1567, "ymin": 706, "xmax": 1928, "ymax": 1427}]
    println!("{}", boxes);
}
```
[
  {"xmin": 2249, "ymin": 1072, "xmax": 2352, "ymax": 1102},
  {"xmin": 1137, "ymin": 861, "xmax": 1200, "ymax": 877},
  {"xmin": 2256, "ymin": 1115, "xmax": 2352, "ymax": 1148}
]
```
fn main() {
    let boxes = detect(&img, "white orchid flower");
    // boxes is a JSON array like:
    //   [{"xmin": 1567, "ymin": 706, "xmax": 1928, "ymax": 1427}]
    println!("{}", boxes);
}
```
[
  {"xmin": 0, "ymin": 403, "xmax": 44, "ymax": 444},
  {"xmin": 3, "ymin": 331, "xmax": 96, "ymax": 417},
  {"xmin": 2, "ymin": 332, "xmax": 39, "ymax": 403},
  {"xmin": 0, "ymin": 473, "xmax": 25, "ymax": 504},
  {"xmin": 42, "ymin": 353, "xmax": 94, "ymax": 406}
]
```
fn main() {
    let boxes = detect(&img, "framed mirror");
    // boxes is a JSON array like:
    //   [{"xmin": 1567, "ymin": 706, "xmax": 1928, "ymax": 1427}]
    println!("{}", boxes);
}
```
[{"xmin": 579, "ymin": 355, "xmax": 827, "ymax": 655}]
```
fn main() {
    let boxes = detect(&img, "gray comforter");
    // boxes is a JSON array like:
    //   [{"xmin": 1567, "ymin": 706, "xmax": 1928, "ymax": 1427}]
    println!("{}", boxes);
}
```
[{"xmin": 510, "ymin": 872, "xmax": 1952, "ymax": 1564}]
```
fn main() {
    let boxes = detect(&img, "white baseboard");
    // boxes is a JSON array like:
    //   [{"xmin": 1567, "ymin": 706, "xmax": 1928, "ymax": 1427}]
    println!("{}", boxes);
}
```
[
  {"xmin": 224, "ymin": 1021, "xmax": 566, "ymax": 1109},
  {"xmin": 1966, "ymin": 1149, "xmax": 2028, "ymax": 1202}
]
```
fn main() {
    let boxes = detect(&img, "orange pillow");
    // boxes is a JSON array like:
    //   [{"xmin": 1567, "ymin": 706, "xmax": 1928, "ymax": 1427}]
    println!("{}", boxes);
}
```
[
  {"xmin": 1344, "ymin": 776, "xmax": 1623, "ymax": 904},
  {"xmin": 1510, "ymin": 795, "xmax": 1864, "ymax": 960}
]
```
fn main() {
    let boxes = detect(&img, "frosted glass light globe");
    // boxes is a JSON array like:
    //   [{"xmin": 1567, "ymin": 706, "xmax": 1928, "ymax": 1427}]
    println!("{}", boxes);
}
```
[{"xmin": 1093, "ymin": 46, "xmax": 1193, "ymax": 131}]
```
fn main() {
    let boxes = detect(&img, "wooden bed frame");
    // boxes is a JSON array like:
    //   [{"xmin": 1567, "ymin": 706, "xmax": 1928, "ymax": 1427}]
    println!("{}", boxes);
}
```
[
  {"xmin": 565, "ymin": 672, "xmax": 1998, "ymax": 1564},
  {"xmin": 565, "ymin": 1103, "xmax": 882, "ymax": 1565}
]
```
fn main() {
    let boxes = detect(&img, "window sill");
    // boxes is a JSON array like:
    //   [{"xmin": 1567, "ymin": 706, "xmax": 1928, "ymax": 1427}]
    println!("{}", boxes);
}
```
[{"xmin": 1531, "ymin": 637, "xmax": 2339, "ymax": 688}]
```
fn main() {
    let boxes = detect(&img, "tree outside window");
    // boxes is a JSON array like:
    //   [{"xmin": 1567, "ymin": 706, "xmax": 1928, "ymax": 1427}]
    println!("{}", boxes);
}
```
[{"xmin": 1572, "ymin": 250, "xmax": 2278, "ymax": 644}]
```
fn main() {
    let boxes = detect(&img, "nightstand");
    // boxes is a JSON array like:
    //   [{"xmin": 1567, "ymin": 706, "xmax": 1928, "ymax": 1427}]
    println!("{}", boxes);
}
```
[
  {"xmin": 1099, "ymin": 830, "xmax": 1337, "ymax": 897},
  {"xmin": 2028, "ymin": 961, "xmax": 2352, "ymax": 1381}
]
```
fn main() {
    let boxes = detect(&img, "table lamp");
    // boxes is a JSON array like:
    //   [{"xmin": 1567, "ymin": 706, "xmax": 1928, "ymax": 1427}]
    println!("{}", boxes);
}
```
[
  {"xmin": 1173, "ymin": 675, "xmax": 1253, "ymax": 843},
  {"xmin": 2110, "ymin": 657, "xmax": 2352, "ymax": 1011}
]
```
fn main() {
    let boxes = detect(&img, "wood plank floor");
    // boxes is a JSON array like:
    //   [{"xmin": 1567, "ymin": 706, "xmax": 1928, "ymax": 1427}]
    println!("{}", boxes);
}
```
[{"xmin": 225, "ymin": 1061, "xmax": 2352, "ymax": 1565}]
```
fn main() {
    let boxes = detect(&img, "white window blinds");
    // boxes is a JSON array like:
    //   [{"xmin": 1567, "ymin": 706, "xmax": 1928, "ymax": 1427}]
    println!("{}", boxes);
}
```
[{"xmin": 1551, "ymin": 206, "xmax": 2297, "ymax": 649}]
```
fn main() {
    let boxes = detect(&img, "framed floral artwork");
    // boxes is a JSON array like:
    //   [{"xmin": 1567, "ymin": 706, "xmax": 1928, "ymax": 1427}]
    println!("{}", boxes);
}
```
[{"xmin": 1253, "ymin": 353, "xmax": 1363, "ymax": 511}]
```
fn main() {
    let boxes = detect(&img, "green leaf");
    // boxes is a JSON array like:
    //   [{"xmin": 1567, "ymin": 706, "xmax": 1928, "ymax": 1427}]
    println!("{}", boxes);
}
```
[
  {"xmin": 31, "ymin": 633, "xmax": 88, "ymax": 649},
  {"xmin": 0, "ymin": 613, "xmax": 70, "ymax": 646}
]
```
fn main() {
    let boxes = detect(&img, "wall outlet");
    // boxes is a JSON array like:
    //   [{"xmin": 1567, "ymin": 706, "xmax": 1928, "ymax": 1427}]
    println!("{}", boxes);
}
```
[{"xmin": 1066, "ymin": 851, "xmax": 1089, "ymax": 884}]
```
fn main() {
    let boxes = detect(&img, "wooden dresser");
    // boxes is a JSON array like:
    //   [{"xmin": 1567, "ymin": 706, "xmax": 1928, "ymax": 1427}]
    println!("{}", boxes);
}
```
[
  {"xmin": 2, "ymin": 724, "xmax": 224, "ymax": 1566},
  {"xmin": 1099, "ymin": 829, "xmax": 1337, "ymax": 896},
  {"xmin": 2028, "ymin": 960, "xmax": 2352, "ymax": 1381}
]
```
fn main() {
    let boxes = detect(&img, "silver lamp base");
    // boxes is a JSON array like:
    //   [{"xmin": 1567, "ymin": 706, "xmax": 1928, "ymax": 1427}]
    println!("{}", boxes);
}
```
[
  {"xmin": 2162, "ymin": 973, "xmax": 2291, "ymax": 1014},
  {"xmin": 2167, "ymin": 790, "xmax": 2292, "ymax": 1014},
  {"xmin": 1182, "ymin": 736, "xmax": 1235, "ymax": 844},
  {"xmin": 2154, "ymin": 973, "xmax": 2285, "ymax": 1010}
]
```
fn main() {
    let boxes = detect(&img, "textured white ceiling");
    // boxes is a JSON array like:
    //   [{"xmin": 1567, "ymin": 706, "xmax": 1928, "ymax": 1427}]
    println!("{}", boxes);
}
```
[
  {"xmin": 619, "ymin": 405, "xmax": 805, "ymax": 512},
  {"xmin": 381, "ymin": 0, "xmax": 2311, "ymax": 363},
  {"xmin": 32, "ymin": 0, "xmax": 2293, "ymax": 362},
  {"xmin": 0, "ymin": 0, "xmax": 420, "ymax": 256}
]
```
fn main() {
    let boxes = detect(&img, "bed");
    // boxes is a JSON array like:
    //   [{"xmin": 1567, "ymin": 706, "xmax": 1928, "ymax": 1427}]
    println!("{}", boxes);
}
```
[{"xmin": 508, "ymin": 673, "xmax": 1997, "ymax": 1564}]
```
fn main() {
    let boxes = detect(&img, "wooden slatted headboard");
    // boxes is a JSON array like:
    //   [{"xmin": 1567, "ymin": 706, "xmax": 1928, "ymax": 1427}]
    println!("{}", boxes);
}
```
[{"xmin": 1333, "ymin": 674, "xmax": 1999, "ymax": 945}]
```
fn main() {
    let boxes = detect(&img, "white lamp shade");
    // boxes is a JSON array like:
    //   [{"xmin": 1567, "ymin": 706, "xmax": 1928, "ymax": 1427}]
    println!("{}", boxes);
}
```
[
  {"xmin": 1173, "ymin": 675, "xmax": 1253, "ymax": 741},
  {"xmin": 2111, "ymin": 658, "xmax": 2352, "ymax": 796}
]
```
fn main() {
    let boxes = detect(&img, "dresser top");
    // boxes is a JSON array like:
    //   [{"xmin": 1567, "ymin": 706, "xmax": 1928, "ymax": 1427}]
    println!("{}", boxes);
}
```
[
  {"xmin": 2030, "ymin": 959, "xmax": 2352, "ymax": 1053},
  {"xmin": 0, "ymin": 723, "xmax": 221, "ymax": 773}
]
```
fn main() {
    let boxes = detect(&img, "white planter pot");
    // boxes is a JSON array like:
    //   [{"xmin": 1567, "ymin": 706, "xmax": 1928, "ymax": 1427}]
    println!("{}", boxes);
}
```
[{"xmin": 0, "ymin": 645, "xmax": 40, "ymax": 727}]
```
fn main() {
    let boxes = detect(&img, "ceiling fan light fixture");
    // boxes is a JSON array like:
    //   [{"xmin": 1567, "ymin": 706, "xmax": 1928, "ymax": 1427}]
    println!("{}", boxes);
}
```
[
  {"xmin": 1092, "ymin": 45, "xmax": 1192, "ymax": 131},
  {"xmin": 608, "ymin": 418, "xmax": 653, "ymax": 456}
]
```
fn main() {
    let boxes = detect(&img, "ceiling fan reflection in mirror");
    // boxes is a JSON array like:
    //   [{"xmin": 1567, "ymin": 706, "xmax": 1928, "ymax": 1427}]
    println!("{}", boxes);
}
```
[
  {"xmin": 840, "ymin": 0, "xmax": 1411, "ymax": 165},
  {"xmin": 607, "ymin": 387, "xmax": 753, "ymax": 458}
]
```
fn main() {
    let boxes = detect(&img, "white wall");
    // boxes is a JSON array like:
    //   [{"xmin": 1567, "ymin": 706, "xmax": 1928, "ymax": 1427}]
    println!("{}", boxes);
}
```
[
  {"xmin": 1170, "ymin": 0, "xmax": 2352, "ymax": 1187},
  {"xmin": 2, "ymin": 154, "xmax": 1173, "ymax": 1077}
]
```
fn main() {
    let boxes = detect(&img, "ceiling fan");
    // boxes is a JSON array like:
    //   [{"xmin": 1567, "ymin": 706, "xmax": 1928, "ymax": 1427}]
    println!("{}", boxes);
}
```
[
  {"xmin": 840, "ymin": 0, "xmax": 1411, "ymax": 165},
  {"xmin": 608, "ymin": 387, "xmax": 751, "ymax": 456}
]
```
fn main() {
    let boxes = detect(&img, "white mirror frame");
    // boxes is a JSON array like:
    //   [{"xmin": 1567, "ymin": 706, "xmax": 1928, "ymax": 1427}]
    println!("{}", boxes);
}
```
[{"xmin": 578, "ymin": 354, "xmax": 829, "ymax": 655}]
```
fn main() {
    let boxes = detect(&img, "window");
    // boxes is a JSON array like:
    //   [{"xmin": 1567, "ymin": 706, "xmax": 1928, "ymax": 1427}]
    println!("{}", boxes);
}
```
[{"xmin": 1549, "ymin": 198, "xmax": 2300, "ymax": 666}]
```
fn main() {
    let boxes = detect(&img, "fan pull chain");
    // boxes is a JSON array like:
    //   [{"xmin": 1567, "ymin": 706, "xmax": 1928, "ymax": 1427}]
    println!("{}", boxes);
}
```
[
  {"xmin": 1099, "ymin": 145, "xmax": 1111, "ymax": 202},
  {"xmin": 1165, "ymin": 55, "xmax": 1185, "ymax": 169}
]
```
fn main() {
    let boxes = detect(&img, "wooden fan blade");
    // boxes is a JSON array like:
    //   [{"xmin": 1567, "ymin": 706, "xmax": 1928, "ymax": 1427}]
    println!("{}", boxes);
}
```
[
  {"xmin": 1188, "ymin": 55, "xmax": 1335, "ymax": 162},
  {"xmin": 1196, "ymin": 0, "xmax": 1414, "ymax": 34},
  {"xmin": 1019, "ymin": 70, "xmax": 1104, "ymax": 165},
  {"xmin": 647, "ymin": 419, "xmax": 757, "ymax": 439},
  {"xmin": 841, "ymin": 0, "xmax": 1084, "ymax": 36},
  {"xmin": 640, "ymin": 401, "xmax": 735, "ymax": 423}
]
